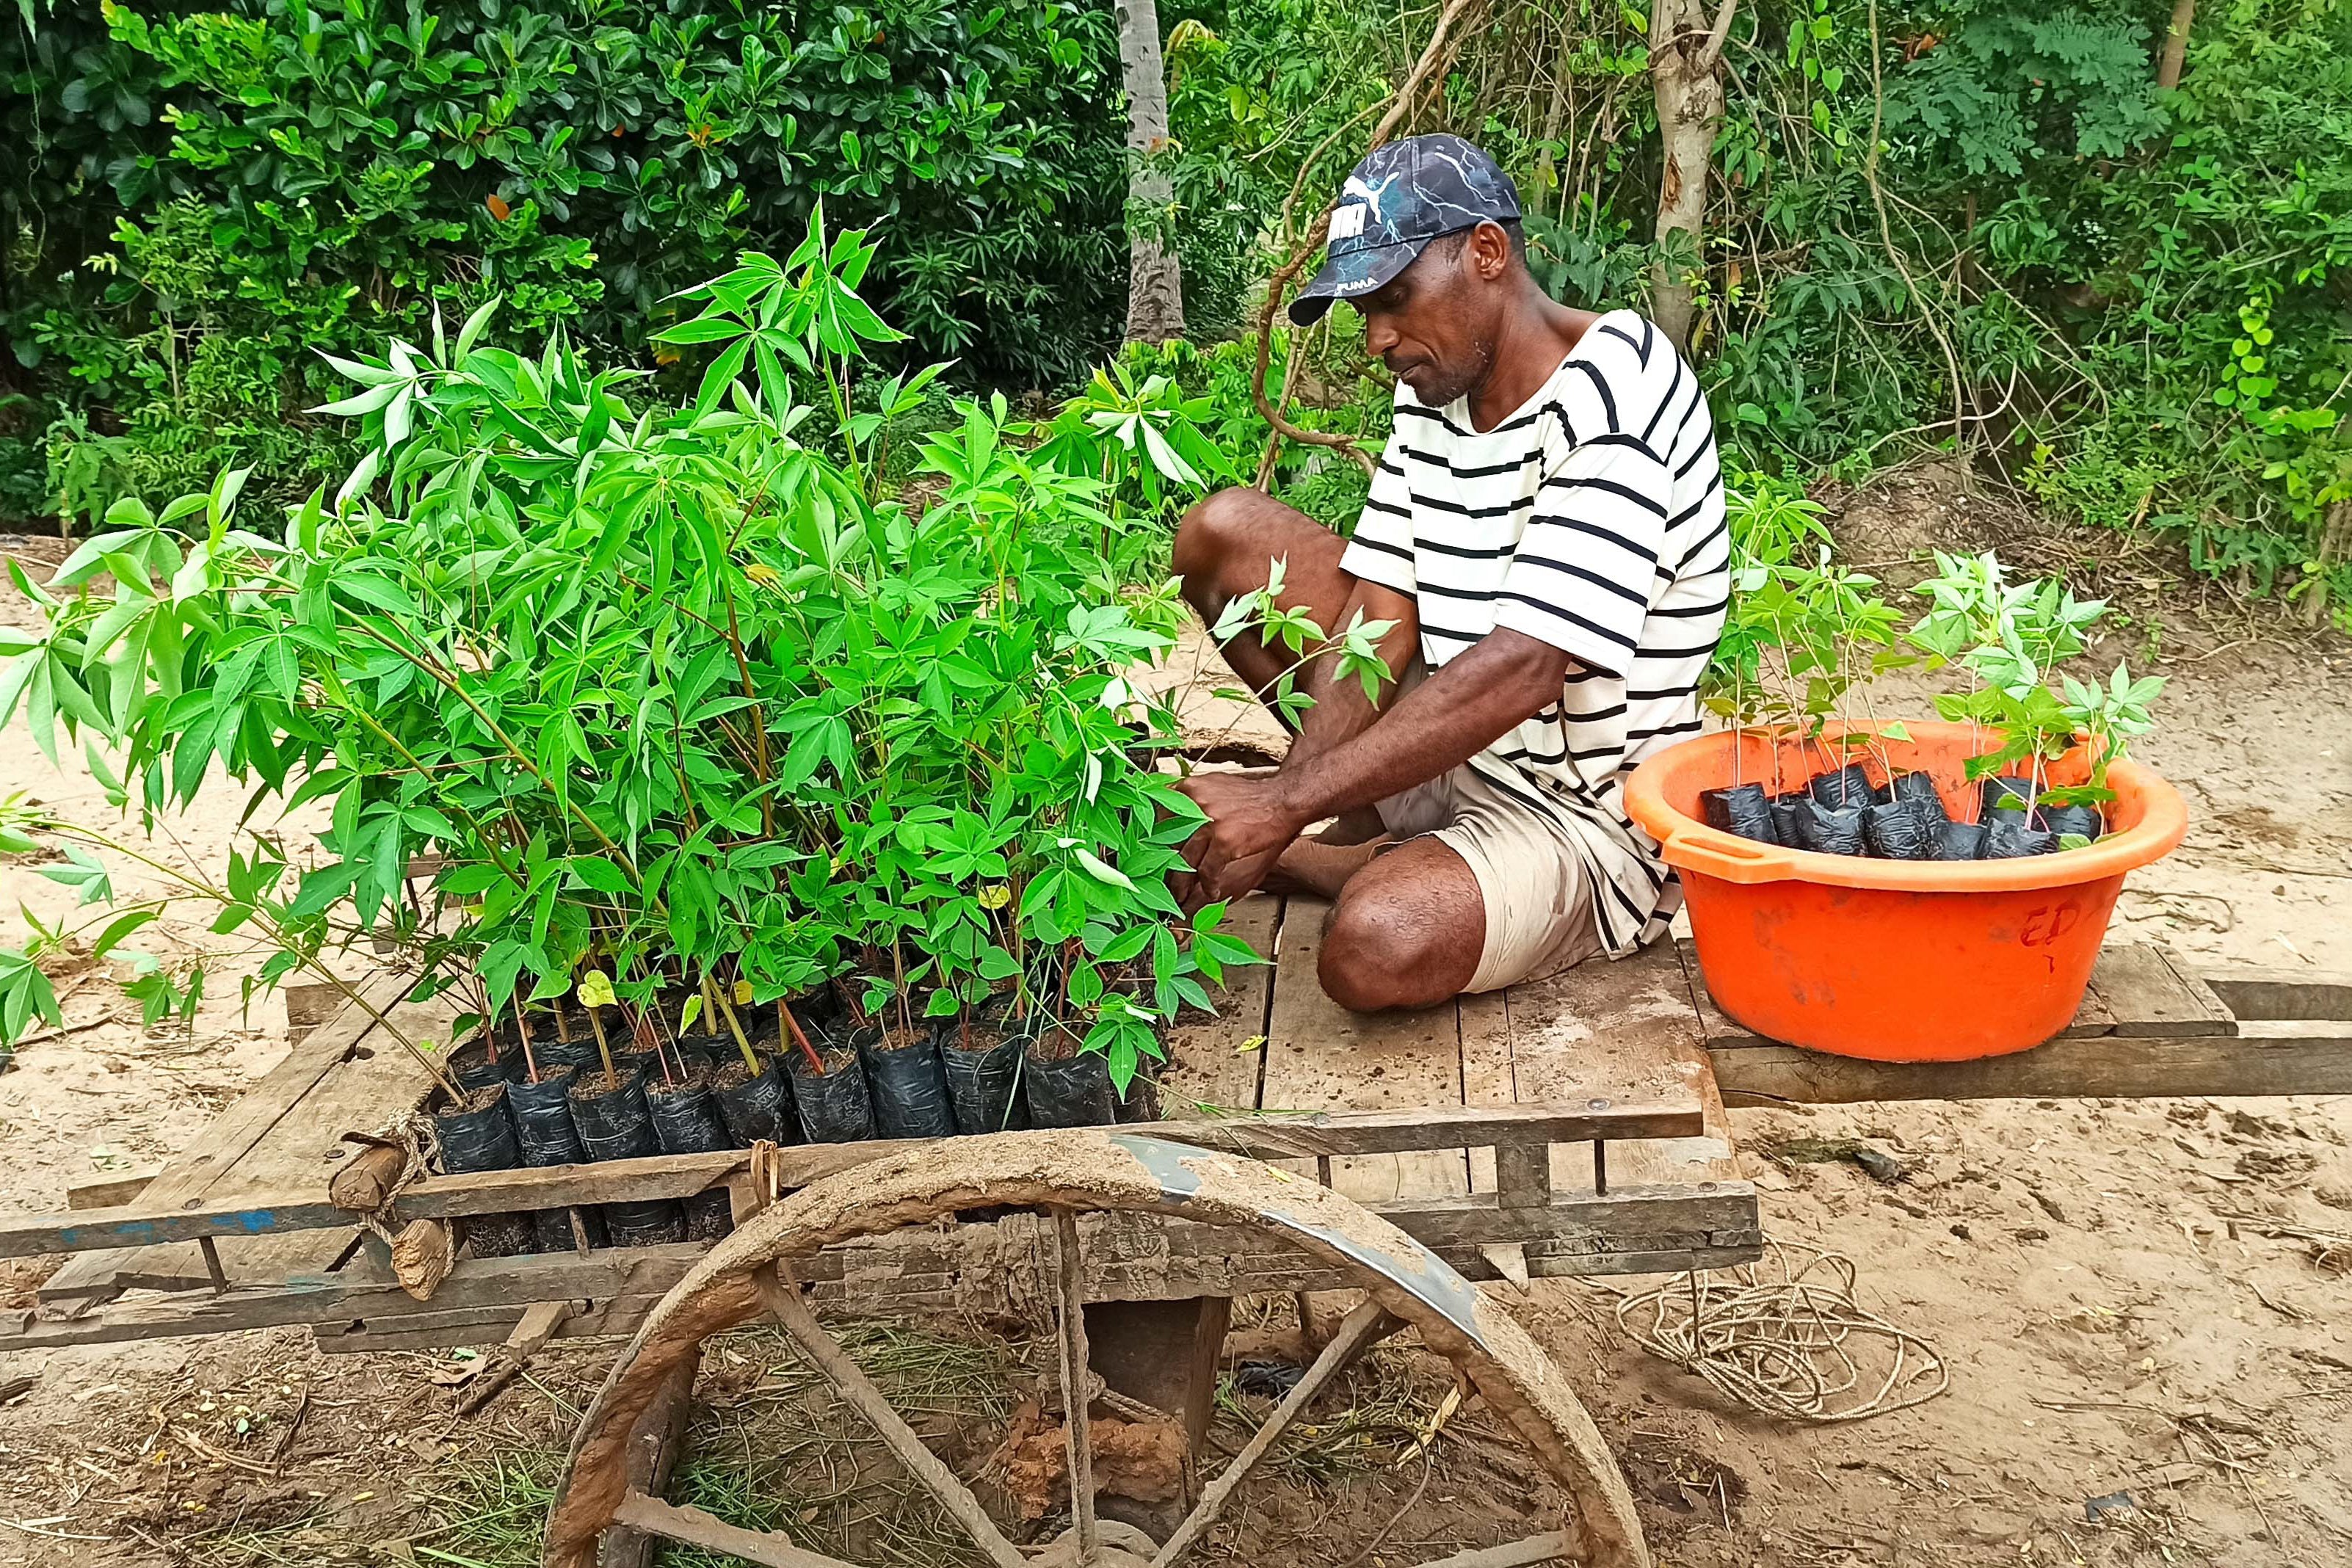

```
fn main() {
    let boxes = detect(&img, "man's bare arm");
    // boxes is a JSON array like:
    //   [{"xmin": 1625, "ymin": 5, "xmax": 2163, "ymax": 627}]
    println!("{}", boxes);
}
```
[
  {"xmin": 1176, "ymin": 628, "xmax": 1569, "ymax": 908},
  {"xmin": 1274, "ymin": 627, "xmax": 1568, "ymax": 820}
]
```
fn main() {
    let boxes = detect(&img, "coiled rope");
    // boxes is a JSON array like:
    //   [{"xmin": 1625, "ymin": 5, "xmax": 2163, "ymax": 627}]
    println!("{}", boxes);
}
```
[{"xmin": 1612, "ymin": 1242, "xmax": 1949, "ymax": 1423}]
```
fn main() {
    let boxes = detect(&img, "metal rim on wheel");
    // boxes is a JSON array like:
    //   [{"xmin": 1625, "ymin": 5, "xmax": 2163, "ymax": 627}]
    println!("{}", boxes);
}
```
[{"xmin": 542, "ymin": 1128, "xmax": 1652, "ymax": 1568}]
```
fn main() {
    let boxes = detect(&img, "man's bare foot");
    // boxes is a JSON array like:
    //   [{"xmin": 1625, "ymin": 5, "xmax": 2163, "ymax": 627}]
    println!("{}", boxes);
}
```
[{"xmin": 1262, "ymin": 832, "xmax": 1391, "ymax": 899}]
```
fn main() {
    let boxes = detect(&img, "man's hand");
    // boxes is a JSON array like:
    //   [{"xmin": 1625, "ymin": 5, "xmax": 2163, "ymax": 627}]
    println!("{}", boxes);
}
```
[{"xmin": 1174, "ymin": 772, "xmax": 1309, "ymax": 913}]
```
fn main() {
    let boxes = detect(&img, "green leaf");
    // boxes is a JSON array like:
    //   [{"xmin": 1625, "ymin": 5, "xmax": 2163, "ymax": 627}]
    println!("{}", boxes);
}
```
[{"xmin": 1072, "ymin": 847, "xmax": 1136, "ymax": 892}]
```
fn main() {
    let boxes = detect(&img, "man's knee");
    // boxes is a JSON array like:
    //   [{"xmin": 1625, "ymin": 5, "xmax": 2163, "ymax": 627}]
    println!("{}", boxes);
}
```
[
  {"xmin": 1318, "ymin": 880, "xmax": 1477, "ymax": 1013},
  {"xmin": 1172, "ymin": 485, "xmax": 1266, "ymax": 602}
]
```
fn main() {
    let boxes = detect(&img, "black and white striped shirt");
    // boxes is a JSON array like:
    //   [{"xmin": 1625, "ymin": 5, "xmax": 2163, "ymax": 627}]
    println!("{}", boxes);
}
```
[{"xmin": 1338, "ymin": 309, "xmax": 1728, "ymax": 953}]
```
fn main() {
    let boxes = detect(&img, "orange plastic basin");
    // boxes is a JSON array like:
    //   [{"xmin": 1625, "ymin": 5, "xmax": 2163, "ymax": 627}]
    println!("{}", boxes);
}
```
[{"xmin": 1624, "ymin": 722, "xmax": 2188, "ymax": 1061}]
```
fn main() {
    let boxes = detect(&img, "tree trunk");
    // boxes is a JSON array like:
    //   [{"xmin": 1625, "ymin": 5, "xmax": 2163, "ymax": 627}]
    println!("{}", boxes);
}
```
[
  {"xmin": 2308, "ymin": 501, "xmax": 2351, "ymax": 626},
  {"xmin": 1118, "ymin": 0, "xmax": 1184, "ymax": 343},
  {"xmin": 1647, "ymin": 0, "xmax": 1735, "ymax": 352},
  {"xmin": 2156, "ymin": 0, "xmax": 2195, "ymax": 90}
]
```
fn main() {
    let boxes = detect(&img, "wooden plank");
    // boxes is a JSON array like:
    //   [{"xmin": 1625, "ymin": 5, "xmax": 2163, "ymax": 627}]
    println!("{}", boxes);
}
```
[
  {"xmin": 283, "ymin": 981, "xmax": 346, "ymax": 1042},
  {"xmin": 2201, "ymin": 965, "xmax": 2352, "ymax": 1023},
  {"xmin": 67, "ymin": 1168, "xmax": 161, "ymax": 1211},
  {"xmin": 1379, "ymin": 1185, "xmax": 1759, "ymax": 1249},
  {"xmin": 40, "ymin": 970, "xmax": 421, "ymax": 1302},
  {"xmin": 609, "ymin": 1495, "xmax": 838, "ymax": 1568},
  {"xmin": 15, "ymin": 1177, "xmax": 1765, "ymax": 1353},
  {"xmin": 103, "ymin": 993, "xmax": 454, "ymax": 1293},
  {"xmin": 311, "ymin": 1221, "xmax": 1769, "ymax": 1356},
  {"xmin": 1260, "ymin": 898, "xmax": 1467, "ymax": 1204},
  {"xmin": 2058, "ymin": 982, "xmax": 2119, "ymax": 1039},
  {"xmin": 2, "ymin": 1100, "xmax": 1707, "ymax": 1263},
  {"xmin": 1710, "ymin": 1023, "xmax": 2352, "ymax": 1106},
  {"xmin": 2088, "ymin": 944, "xmax": 2237, "ymax": 1038},
  {"xmin": 1158, "ymin": 894, "xmax": 1280, "ymax": 1117},
  {"xmin": 1459, "ymin": 990, "xmax": 1512, "ymax": 1199},
  {"xmin": 1510, "ymin": 943, "xmax": 1734, "ymax": 1191}
]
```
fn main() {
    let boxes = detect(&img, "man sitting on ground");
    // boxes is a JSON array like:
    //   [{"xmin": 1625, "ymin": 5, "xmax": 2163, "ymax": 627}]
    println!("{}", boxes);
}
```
[{"xmin": 1172, "ymin": 134, "xmax": 1728, "ymax": 1012}]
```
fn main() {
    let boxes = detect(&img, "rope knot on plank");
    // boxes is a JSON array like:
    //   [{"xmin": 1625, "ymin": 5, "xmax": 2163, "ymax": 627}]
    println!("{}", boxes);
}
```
[{"xmin": 344, "ymin": 1111, "xmax": 449, "ymax": 1301}]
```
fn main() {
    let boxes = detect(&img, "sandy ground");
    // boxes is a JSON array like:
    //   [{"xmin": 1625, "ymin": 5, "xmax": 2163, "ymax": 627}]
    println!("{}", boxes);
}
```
[{"xmin": 0, "ymin": 471, "xmax": 2345, "ymax": 1567}]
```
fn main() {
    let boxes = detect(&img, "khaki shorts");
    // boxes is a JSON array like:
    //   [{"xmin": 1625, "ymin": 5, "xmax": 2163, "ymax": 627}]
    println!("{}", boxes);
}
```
[{"xmin": 1375, "ymin": 763, "xmax": 1606, "ymax": 994}]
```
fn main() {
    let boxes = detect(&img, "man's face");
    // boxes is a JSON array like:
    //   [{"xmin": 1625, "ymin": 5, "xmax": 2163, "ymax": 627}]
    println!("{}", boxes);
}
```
[{"xmin": 1354, "ymin": 224, "xmax": 1509, "ymax": 408}]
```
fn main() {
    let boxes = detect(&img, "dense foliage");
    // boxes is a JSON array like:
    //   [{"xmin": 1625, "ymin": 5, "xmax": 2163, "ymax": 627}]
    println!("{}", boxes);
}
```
[
  {"xmin": 0, "ymin": 218, "xmax": 1263, "ymax": 1088},
  {"xmin": 1159, "ymin": 0, "xmax": 2352, "ymax": 619},
  {"xmin": 2, "ymin": 0, "xmax": 1124, "ymax": 520},
  {"xmin": 5, "ymin": 0, "xmax": 2348, "ymax": 618}
]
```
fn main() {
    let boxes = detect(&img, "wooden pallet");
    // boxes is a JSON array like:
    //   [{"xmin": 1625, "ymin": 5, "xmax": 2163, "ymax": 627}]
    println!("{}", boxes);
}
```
[
  {"xmin": 37, "ymin": 973, "xmax": 447, "ymax": 1304},
  {"xmin": 18, "ymin": 895, "xmax": 2340, "ymax": 1357},
  {"xmin": 1694, "ymin": 941, "xmax": 2352, "ymax": 1103},
  {"xmin": 7, "ymin": 894, "xmax": 1760, "ymax": 1349}
]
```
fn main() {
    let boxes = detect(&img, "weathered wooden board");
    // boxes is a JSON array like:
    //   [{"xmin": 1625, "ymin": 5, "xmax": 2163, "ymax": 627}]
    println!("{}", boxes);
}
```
[
  {"xmin": 39, "ymin": 970, "xmax": 422, "ymax": 1304},
  {"xmin": 8, "ymin": 1181, "xmax": 1765, "ymax": 1353},
  {"xmin": 1707, "ymin": 1022, "xmax": 2352, "ymax": 1106},
  {"xmin": 1680, "ymin": 940, "xmax": 2333, "ymax": 1105},
  {"xmin": 2202, "ymin": 965, "xmax": 2352, "ymax": 1023},
  {"xmin": 1157, "ymin": 893, "xmax": 1280, "ymax": 1117},
  {"xmin": 2089, "ymin": 945, "xmax": 2236, "ymax": 1038},
  {"xmin": 100, "ymin": 993, "xmax": 454, "ymax": 1294},
  {"xmin": 2, "ymin": 1095, "xmax": 1716, "ymax": 1266},
  {"xmin": 1509, "ymin": 942, "xmax": 1736, "ymax": 1194},
  {"xmin": 1260, "ymin": 897, "xmax": 1468, "ymax": 1204}
]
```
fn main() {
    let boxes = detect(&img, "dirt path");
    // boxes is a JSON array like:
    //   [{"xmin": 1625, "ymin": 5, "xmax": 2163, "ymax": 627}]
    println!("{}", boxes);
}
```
[{"xmin": 0, "ymin": 481, "xmax": 2347, "ymax": 1567}]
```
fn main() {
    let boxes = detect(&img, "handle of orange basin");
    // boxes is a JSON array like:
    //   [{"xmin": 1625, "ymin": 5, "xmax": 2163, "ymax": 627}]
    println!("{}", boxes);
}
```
[{"xmin": 1660, "ymin": 827, "xmax": 1798, "ymax": 885}]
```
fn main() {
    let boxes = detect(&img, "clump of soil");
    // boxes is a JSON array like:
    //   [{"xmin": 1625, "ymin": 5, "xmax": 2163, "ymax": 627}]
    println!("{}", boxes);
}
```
[{"xmin": 993, "ymin": 1404, "xmax": 1188, "ymax": 1519}]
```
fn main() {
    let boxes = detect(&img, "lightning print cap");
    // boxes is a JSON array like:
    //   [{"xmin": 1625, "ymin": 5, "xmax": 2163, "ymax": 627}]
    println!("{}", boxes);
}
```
[{"xmin": 1289, "ymin": 134, "xmax": 1524, "ymax": 326}]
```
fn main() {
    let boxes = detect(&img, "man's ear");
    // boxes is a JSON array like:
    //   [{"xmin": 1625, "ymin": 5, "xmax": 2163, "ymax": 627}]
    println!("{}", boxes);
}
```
[{"xmin": 1472, "ymin": 221, "xmax": 1514, "ymax": 283}]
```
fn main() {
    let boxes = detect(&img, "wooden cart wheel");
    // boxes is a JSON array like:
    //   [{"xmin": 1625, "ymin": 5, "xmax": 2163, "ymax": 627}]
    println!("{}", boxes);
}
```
[{"xmin": 542, "ymin": 1128, "xmax": 1652, "ymax": 1568}]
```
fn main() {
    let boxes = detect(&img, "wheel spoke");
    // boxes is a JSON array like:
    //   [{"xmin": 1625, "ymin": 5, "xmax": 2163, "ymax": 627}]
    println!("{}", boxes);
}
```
[
  {"xmin": 1401, "ymin": 1532, "xmax": 1576, "ymax": 1568},
  {"xmin": 755, "ymin": 1263, "xmax": 1028, "ymax": 1568},
  {"xmin": 1053, "ymin": 1208, "xmax": 1100, "ymax": 1561},
  {"xmin": 1150, "ymin": 1298, "xmax": 1394, "ymax": 1568},
  {"xmin": 611, "ymin": 1489, "xmax": 865, "ymax": 1568}
]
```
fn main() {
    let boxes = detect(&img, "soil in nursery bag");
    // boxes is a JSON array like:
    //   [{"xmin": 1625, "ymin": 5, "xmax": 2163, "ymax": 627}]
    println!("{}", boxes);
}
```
[
  {"xmin": 529, "ymin": 1027, "xmax": 601, "ymax": 1075},
  {"xmin": 2040, "ymin": 802, "xmax": 2104, "ymax": 841},
  {"xmin": 503, "ymin": 1067, "xmax": 609, "ymax": 1252},
  {"xmin": 1700, "ymin": 782, "xmax": 1779, "ymax": 843},
  {"xmin": 1807, "ymin": 763, "xmax": 1876, "ymax": 810},
  {"xmin": 1793, "ymin": 799, "xmax": 1868, "ymax": 856},
  {"xmin": 643, "ymin": 1069, "xmax": 736, "ymax": 1243},
  {"xmin": 788, "ymin": 1042, "xmax": 877, "ymax": 1144},
  {"xmin": 1982, "ymin": 817, "xmax": 2060, "ymax": 859},
  {"xmin": 1770, "ymin": 791, "xmax": 1808, "ymax": 849},
  {"xmin": 940, "ymin": 1027, "xmax": 1026, "ymax": 1135},
  {"xmin": 433, "ymin": 1086, "xmax": 537, "ymax": 1258},
  {"xmin": 1863, "ymin": 799, "xmax": 1938, "ymax": 860},
  {"xmin": 1023, "ymin": 1041, "xmax": 1118, "ymax": 1128},
  {"xmin": 1934, "ymin": 821, "xmax": 1990, "ymax": 861},
  {"xmin": 567, "ymin": 1071, "xmax": 686, "ymax": 1246},
  {"xmin": 448, "ymin": 1034, "xmax": 519, "ymax": 1095},
  {"xmin": 671, "ymin": 1032, "xmax": 732, "ymax": 1072},
  {"xmin": 860, "ymin": 1023, "xmax": 957, "ymax": 1139},
  {"xmin": 712, "ymin": 1055, "xmax": 797, "ymax": 1146}
]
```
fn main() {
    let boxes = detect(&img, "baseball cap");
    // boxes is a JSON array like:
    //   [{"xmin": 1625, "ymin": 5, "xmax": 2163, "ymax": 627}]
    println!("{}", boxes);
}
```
[{"xmin": 1288, "ymin": 134, "xmax": 1524, "ymax": 326}]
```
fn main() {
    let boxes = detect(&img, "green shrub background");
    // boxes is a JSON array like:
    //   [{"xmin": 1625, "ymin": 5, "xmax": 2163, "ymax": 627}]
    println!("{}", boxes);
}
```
[
  {"xmin": 3, "ymin": 0, "xmax": 2348, "ymax": 617},
  {"xmin": 2, "ymin": 0, "xmax": 1125, "ymax": 514}
]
